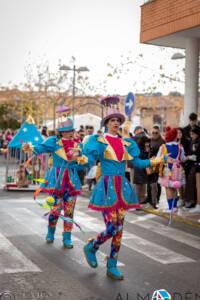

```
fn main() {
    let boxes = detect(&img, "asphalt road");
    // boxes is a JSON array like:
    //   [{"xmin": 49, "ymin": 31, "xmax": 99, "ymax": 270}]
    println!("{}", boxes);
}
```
[{"xmin": 0, "ymin": 190, "xmax": 200, "ymax": 300}]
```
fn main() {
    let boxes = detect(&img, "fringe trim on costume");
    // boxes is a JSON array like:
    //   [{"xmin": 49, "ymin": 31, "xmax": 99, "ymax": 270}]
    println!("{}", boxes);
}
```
[
  {"xmin": 40, "ymin": 188, "xmax": 81, "ymax": 197},
  {"xmin": 88, "ymin": 203, "xmax": 141, "ymax": 212}
]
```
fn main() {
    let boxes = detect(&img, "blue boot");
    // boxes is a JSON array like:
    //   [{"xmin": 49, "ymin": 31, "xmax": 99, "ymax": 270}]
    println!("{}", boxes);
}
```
[
  {"xmin": 83, "ymin": 239, "xmax": 98, "ymax": 268},
  {"xmin": 167, "ymin": 199, "xmax": 173, "ymax": 210},
  {"xmin": 63, "ymin": 232, "xmax": 73, "ymax": 249},
  {"xmin": 107, "ymin": 258, "xmax": 124, "ymax": 280},
  {"xmin": 46, "ymin": 226, "xmax": 56, "ymax": 243}
]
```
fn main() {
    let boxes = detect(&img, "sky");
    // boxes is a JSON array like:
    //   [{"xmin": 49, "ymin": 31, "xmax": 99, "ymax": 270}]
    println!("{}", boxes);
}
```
[{"xmin": 0, "ymin": 0, "xmax": 185, "ymax": 95}]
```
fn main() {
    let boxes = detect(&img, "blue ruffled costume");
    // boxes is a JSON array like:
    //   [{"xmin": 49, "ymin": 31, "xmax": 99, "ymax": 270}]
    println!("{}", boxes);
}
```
[
  {"xmin": 33, "ymin": 136, "xmax": 85, "ymax": 196},
  {"xmin": 84, "ymin": 135, "xmax": 151, "ymax": 211}
]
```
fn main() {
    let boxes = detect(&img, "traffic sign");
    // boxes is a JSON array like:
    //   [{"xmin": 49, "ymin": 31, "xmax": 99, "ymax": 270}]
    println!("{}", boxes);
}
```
[{"xmin": 125, "ymin": 92, "xmax": 135, "ymax": 116}]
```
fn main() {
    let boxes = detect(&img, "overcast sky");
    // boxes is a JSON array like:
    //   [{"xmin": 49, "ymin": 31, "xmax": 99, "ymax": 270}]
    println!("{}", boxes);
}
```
[{"xmin": 0, "ymin": 0, "xmax": 184, "ymax": 94}]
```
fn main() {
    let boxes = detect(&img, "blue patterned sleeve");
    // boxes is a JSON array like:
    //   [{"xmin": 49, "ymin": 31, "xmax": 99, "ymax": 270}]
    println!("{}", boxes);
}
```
[
  {"xmin": 83, "ymin": 135, "xmax": 101, "ymax": 167},
  {"xmin": 125, "ymin": 138, "xmax": 151, "ymax": 169},
  {"xmin": 74, "ymin": 142, "xmax": 90, "ymax": 170},
  {"xmin": 33, "ymin": 136, "xmax": 57, "ymax": 155}
]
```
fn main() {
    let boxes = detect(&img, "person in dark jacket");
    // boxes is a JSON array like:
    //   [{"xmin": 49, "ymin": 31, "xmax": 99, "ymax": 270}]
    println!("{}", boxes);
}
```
[
  {"xmin": 177, "ymin": 127, "xmax": 190, "ymax": 155},
  {"xmin": 133, "ymin": 126, "xmax": 146, "ymax": 144},
  {"xmin": 188, "ymin": 128, "xmax": 200, "ymax": 213},
  {"xmin": 176, "ymin": 127, "xmax": 191, "ymax": 206},
  {"xmin": 177, "ymin": 127, "xmax": 191, "ymax": 178},
  {"xmin": 184, "ymin": 125, "xmax": 200, "ymax": 208},
  {"xmin": 147, "ymin": 125, "xmax": 165, "ymax": 207},
  {"xmin": 150, "ymin": 125, "xmax": 165, "ymax": 155},
  {"xmin": 183, "ymin": 113, "xmax": 200, "ymax": 140},
  {"xmin": 133, "ymin": 136, "xmax": 151, "ymax": 204}
]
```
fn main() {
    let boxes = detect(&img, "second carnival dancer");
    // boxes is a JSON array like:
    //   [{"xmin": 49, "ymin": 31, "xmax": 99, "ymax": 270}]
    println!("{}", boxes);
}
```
[
  {"xmin": 23, "ymin": 118, "xmax": 87, "ymax": 248},
  {"xmin": 83, "ymin": 102, "xmax": 165, "ymax": 280}
]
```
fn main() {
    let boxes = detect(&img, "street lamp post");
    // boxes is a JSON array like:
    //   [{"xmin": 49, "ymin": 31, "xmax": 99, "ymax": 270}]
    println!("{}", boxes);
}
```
[
  {"xmin": 47, "ymin": 82, "xmax": 60, "ymax": 132},
  {"xmin": 59, "ymin": 65, "xmax": 89, "ymax": 121},
  {"xmin": 14, "ymin": 96, "xmax": 23, "ymax": 124},
  {"xmin": 72, "ymin": 65, "xmax": 76, "ymax": 122},
  {"xmin": 35, "ymin": 81, "xmax": 60, "ymax": 132},
  {"xmin": 35, "ymin": 75, "xmax": 43, "ymax": 126}
]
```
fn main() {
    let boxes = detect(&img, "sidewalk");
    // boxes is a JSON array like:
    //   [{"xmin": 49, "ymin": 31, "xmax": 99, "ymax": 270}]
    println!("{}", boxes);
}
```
[
  {"xmin": 142, "ymin": 205, "xmax": 200, "ymax": 229},
  {"xmin": 81, "ymin": 186, "xmax": 200, "ymax": 229}
]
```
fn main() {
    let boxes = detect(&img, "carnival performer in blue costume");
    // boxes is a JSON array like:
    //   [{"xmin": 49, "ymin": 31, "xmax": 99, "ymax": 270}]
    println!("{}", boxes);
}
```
[
  {"xmin": 23, "ymin": 118, "xmax": 87, "ymax": 248},
  {"xmin": 83, "ymin": 101, "xmax": 165, "ymax": 280}
]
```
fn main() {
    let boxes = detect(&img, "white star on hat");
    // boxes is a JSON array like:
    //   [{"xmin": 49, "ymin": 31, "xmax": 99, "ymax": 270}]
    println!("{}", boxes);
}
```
[{"xmin": 23, "ymin": 128, "xmax": 28, "ymax": 132}]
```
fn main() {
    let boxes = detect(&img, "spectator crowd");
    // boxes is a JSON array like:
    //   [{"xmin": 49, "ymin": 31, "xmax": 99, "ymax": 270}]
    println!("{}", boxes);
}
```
[{"xmin": 1, "ymin": 113, "xmax": 200, "ymax": 214}]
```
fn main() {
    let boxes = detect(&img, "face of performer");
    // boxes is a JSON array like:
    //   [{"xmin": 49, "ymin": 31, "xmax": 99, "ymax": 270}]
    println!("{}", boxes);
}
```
[
  {"xmin": 106, "ymin": 117, "xmax": 121, "ymax": 135},
  {"xmin": 61, "ymin": 130, "xmax": 74, "ymax": 139}
]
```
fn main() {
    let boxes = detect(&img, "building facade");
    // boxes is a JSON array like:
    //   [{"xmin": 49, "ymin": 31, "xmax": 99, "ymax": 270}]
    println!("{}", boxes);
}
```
[
  {"xmin": 140, "ymin": 0, "xmax": 200, "ymax": 123},
  {"xmin": 0, "ymin": 89, "xmax": 184, "ymax": 131}
]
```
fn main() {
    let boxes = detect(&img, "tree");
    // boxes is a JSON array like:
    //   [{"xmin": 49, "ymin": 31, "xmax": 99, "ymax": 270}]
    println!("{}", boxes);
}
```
[{"xmin": 0, "ymin": 103, "xmax": 20, "ymax": 129}]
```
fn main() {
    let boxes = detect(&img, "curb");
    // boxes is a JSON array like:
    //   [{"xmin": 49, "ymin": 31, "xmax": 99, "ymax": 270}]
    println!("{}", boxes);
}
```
[{"xmin": 142, "ymin": 207, "xmax": 200, "ymax": 229}]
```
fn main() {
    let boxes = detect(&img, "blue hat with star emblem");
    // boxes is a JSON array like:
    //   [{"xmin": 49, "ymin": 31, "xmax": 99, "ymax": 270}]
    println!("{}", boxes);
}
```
[
  {"xmin": 57, "ymin": 118, "xmax": 75, "ymax": 132},
  {"xmin": 8, "ymin": 115, "xmax": 43, "ymax": 148}
]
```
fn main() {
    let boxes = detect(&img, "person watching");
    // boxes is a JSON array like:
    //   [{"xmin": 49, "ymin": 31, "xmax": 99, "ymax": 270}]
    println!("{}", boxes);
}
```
[{"xmin": 183, "ymin": 113, "xmax": 200, "ymax": 140}]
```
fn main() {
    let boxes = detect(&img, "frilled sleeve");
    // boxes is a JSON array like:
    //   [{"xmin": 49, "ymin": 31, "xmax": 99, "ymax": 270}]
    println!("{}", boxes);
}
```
[
  {"xmin": 125, "ymin": 138, "xmax": 151, "ymax": 169},
  {"xmin": 83, "ymin": 135, "xmax": 101, "ymax": 167},
  {"xmin": 75, "ymin": 142, "xmax": 89, "ymax": 170},
  {"xmin": 33, "ymin": 136, "xmax": 57, "ymax": 155}
]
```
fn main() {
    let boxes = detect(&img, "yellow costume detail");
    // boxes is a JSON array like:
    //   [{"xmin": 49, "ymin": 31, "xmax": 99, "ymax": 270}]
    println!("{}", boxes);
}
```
[
  {"xmin": 96, "ymin": 163, "xmax": 102, "ymax": 181},
  {"xmin": 97, "ymin": 136, "xmax": 133, "ymax": 162},
  {"xmin": 150, "ymin": 156, "xmax": 165, "ymax": 167},
  {"xmin": 77, "ymin": 155, "xmax": 88, "ymax": 165}
]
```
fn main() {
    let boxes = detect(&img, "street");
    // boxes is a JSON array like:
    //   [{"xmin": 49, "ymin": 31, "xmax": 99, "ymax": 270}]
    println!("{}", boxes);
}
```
[
  {"xmin": 0, "ymin": 0, "xmax": 200, "ymax": 299},
  {"xmin": 0, "ymin": 190, "xmax": 199, "ymax": 300}
]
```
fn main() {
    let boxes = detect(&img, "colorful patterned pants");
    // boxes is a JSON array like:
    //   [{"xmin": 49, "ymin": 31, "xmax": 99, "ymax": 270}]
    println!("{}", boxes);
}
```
[
  {"xmin": 48, "ymin": 196, "xmax": 77, "ymax": 232},
  {"xmin": 93, "ymin": 208, "xmax": 125, "ymax": 259}
]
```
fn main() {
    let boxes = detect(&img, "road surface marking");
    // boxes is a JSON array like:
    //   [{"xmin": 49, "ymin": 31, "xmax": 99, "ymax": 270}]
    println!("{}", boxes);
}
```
[
  {"xmin": 122, "ymin": 234, "xmax": 194, "ymax": 264},
  {"xmin": 4, "ymin": 207, "xmax": 195, "ymax": 265},
  {"xmin": 4, "ymin": 208, "xmax": 124, "ymax": 267},
  {"xmin": 76, "ymin": 211, "xmax": 195, "ymax": 264},
  {"xmin": 135, "ymin": 219, "xmax": 200, "ymax": 250},
  {"xmin": 0, "ymin": 232, "xmax": 41, "ymax": 274},
  {"xmin": 126, "ymin": 212, "xmax": 156, "ymax": 223}
]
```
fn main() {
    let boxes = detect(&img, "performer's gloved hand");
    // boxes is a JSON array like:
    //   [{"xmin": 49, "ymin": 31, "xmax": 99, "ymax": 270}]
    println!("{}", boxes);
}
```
[
  {"xmin": 77, "ymin": 155, "xmax": 88, "ymax": 164},
  {"xmin": 22, "ymin": 142, "xmax": 33, "ymax": 153},
  {"xmin": 67, "ymin": 147, "xmax": 81, "ymax": 160},
  {"xmin": 0, "ymin": 148, "xmax": 8, "ymax": 154},
  {"xmin": 187, "ymin": 154, "xmax": 197, "ymax": 161},
  {"xmin": 150, "ymin": 155, "xmax": 168, "ymax": 167}
]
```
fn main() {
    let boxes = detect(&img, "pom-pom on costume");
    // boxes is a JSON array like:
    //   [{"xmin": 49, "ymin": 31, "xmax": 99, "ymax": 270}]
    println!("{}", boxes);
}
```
[
  {"xmin": 24, "ymin": 118, "xmax": 87, "ymax": 248},
  {"xmin": 82, "ymin": 102, "xmax": 160, "ymax": 280}
]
